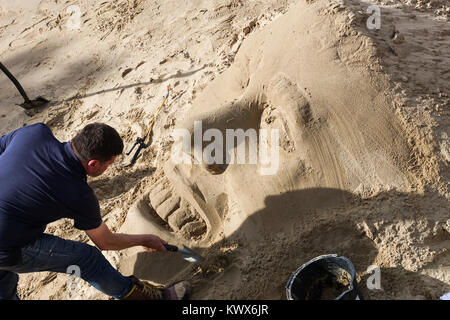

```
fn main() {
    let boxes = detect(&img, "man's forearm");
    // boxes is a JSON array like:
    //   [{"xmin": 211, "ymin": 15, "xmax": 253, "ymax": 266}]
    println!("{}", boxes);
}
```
[
  {"xmin": 86, "ymin": 221, "xmax": 166, "ymax": 252},
  {"xmin": 99, "ymin": 233, "xmax": 148, "ymax": 251}
]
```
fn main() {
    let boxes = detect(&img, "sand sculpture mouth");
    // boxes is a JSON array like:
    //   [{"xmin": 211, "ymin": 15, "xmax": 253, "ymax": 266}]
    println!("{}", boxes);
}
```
[
  {"xmin": 145, "ymin": 177, "xmax": 207, "ymax": 241},
  {"xmin": 121, "ymin": 159, "xmax": 225, "ymax": 247}
]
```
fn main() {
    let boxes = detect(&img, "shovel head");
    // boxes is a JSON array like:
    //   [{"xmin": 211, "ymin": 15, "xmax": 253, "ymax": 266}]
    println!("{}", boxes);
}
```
[
  {"xmin": 18, "ymin": 96, "xmax": 50, "ymax": 110},
  {"xmin": 178, "ymin": 246, "xmax": 204, "ymax": 264},
  {"xmin": 164, "ymin": 244, "xmax": 204, "ymax": 264}
]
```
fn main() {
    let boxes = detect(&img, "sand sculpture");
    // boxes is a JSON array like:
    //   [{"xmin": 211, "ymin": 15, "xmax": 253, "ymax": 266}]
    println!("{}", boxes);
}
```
[
  {"xmin": 118, "ymin": 0, "xmax": 439, "ymax": 299},
  {"xmin": 122, "ymin": 0, "xmax": 415, "ymax": 237}
]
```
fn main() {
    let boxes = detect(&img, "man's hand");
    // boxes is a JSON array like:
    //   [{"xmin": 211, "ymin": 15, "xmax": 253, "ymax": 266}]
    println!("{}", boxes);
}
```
[
  {"xmin": 142, "ymin": 234, "xmax": 168, "ymax": 252},
  {"xmin": 86, "ymin": 221, "xmax": 168, "ymax": 252}
]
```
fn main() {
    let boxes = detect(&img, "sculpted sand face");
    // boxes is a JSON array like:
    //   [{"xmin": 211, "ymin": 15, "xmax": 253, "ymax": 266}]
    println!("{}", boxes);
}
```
[
  {"xmin": 120, "ymin": 0, "xmax": 415, "ymax": 262},
  {"xmin": 162, "ymin": 0, "xmax": 413, "ymax": 238}
]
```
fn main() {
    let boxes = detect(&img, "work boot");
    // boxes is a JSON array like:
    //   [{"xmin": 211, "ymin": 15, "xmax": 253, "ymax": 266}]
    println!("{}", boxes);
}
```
[{"xmin": 122, "ymin": 275, "xmax": 190, "ymax": 300}]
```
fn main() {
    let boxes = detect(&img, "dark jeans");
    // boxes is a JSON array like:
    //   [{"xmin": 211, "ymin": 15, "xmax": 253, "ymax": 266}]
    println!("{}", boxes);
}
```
[{"xmin": 0, "ymin": 234, "xmax": 133, "ymax": 300}]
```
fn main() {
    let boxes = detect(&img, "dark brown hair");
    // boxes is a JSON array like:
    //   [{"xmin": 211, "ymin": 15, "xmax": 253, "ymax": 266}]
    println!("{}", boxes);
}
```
[{"xmin": 71, "ymin": 123, "xmax": 123, "ymax": 162}]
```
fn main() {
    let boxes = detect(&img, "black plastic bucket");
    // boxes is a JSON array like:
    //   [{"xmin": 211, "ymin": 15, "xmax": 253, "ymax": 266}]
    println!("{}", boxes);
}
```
[{"xmin": 286, "ymin": 254, "xmax": 363, "ymax": 300}]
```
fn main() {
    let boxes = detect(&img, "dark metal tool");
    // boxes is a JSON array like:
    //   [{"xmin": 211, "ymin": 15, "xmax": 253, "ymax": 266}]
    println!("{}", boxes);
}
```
[
  {"xmin": 0, "ymin": 62, "xmax": 50, "ymax": 110},
  {"xmin": 164, "ymin": 243, "xmax": 204, "ymax": 264}
]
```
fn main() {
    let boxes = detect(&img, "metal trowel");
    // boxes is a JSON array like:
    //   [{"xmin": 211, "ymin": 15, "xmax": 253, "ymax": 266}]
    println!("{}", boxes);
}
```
[{"xmin": 164, "ymin": 243, "xmax": 204, "ymax": 264}]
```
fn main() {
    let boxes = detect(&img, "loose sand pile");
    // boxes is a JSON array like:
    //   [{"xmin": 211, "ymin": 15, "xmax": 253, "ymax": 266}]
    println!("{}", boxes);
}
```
[{"xmin": 0, "ymin": 0, "xmax": 448, "ymax": 300}]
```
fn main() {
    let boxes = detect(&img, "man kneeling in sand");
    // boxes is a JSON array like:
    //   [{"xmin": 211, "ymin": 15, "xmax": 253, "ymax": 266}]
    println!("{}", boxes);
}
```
[{"xmin": 0, "ymin": 122, "xmax": 189, "ymax": 300}]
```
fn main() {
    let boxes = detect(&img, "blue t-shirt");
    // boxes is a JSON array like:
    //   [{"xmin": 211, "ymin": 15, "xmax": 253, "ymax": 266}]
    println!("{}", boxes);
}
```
[{"xmin": 0, "ymin": 123, "xmax": 102, "ymax": 266}]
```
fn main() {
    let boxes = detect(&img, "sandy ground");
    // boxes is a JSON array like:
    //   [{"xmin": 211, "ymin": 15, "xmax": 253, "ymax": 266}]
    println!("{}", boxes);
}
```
[{"xmin": 0, "ymin": 0, "xmax": 448, "ymax": 300}]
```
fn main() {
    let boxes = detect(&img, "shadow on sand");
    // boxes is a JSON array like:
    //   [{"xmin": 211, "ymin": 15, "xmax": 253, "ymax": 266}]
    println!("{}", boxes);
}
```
[{"xmin": 125, "ymin": 187, "xmax": 450, "ymax": 300}]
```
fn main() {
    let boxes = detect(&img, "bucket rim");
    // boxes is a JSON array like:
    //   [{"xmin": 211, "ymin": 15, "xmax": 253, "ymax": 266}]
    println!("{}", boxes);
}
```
[{"xmin": 286, "ymin": 253, "xmax": 357, "ymax": 300}]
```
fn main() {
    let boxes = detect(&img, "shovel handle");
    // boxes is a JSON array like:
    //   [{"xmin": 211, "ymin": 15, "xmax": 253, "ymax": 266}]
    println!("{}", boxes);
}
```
[
  {"xmin": 0, "ymin": 62, "xmax": 31, "ymax": 102},
  {"xmin": 163, "ymin": 244, "xmax": 178, "ymax": 252}
]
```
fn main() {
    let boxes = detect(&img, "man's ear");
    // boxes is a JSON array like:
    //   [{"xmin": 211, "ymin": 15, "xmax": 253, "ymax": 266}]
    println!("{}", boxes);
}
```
[{"xmin": 87, "ymin": 159, "xmax": 99, "ymax": 167}]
